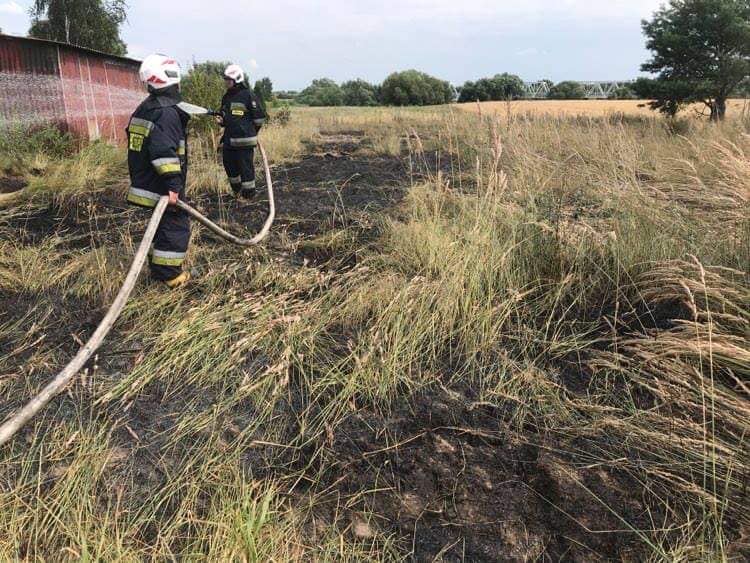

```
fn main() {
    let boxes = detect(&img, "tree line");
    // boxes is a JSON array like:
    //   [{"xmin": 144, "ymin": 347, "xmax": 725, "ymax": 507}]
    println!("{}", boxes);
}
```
[
  {"xmin": 294, "ymin": 71, "xmax": 456, "ymax": 107},
  {"xmin": 23, "ymin": 0, "xmax": 750, "ymax": 120},
  {"xmin": 283, "ymin": 75, "xmax": 639, "ymax": 107}
]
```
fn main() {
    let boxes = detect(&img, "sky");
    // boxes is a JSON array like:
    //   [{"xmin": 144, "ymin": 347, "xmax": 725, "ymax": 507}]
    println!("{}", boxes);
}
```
[{"xmin": 0, "ymin": 0, "xmax": 666, "ymax": 90}]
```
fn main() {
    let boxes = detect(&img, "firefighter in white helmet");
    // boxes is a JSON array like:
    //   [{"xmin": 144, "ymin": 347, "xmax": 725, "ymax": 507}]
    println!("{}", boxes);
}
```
[
  {"xmin": 125, "ymin": 54, "xmax": 192, "ymax": 288},
  {"xmin": 216, "ymin": 64, "xmax": 267, "ymax": 199}
]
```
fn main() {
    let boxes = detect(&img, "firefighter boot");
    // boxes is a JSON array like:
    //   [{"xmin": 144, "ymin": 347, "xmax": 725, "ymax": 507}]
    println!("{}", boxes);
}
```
[{"xmin": 164, "ymin": 271, "xmax": 191, "ymax": 289}]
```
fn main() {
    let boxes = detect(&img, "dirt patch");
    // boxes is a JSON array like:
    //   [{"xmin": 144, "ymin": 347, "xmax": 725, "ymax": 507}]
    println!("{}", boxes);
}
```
[{"xmin": 301, "ymin": 386, "xmax": 654, "ymax": 562}]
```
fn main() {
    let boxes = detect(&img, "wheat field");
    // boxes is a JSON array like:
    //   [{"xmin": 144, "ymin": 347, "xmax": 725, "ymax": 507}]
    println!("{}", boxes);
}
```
[{"xmin": 459, "ymin": 98, "xmax": 750, "ymax": 118}]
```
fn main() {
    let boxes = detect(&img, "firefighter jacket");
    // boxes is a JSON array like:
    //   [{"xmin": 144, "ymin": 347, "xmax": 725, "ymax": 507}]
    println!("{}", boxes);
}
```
[
  {"xmin": 219, "ymin": 84, "xmax": 266, "ymax": 150},
  {"xmin": 126, "ymin": 86, "xmax": 190, "ymax": 208}
]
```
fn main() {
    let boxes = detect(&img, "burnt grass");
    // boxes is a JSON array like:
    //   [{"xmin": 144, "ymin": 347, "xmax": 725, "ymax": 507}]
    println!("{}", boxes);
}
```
[
  {"xmin": 0, "ymin": 133, "xmax": 662, "ymax": 561},
  {"xmin": 0, "ymin": 176, "xmax": 27, "ymax": 194},
  {"xmin": 296, "ymin": 386, "xmax": 652, "ymax": 562}
]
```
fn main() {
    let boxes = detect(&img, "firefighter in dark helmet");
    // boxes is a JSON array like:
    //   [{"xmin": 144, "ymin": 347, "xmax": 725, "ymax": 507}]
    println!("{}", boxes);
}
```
[
  {"xmin": 217, "ymin": 64, "xmax": 266, "ymax": 199},
  {"xmin": 126, "ymin": 53, "xmax": 192, "ymax": 288}
]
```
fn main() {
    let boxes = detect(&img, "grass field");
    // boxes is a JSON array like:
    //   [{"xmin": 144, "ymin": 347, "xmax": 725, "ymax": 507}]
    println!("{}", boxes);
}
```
[
  {"xmin": 460, "ymin": 98, "xmax": 750, "ymax": 119},
  {"xmin": 0, "ymin": 105, "xmax": 748, "ymax": 560}
]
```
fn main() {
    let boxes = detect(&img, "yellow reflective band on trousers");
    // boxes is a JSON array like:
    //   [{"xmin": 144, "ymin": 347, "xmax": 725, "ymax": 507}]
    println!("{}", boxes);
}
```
[
  {"xmin": 152, "ymin": 157, "xmax": 182, "ymax": 175},
  {"xmin": 151, "ymin": 249, "xmax": 186, "ymax": 266},
  {"xmin": 229, "ymin": 136, "xmax": 257, "ymax": 148},
  {"xmin": 127, "ymin": 186, "xmax": 160, "ymax": 208}
]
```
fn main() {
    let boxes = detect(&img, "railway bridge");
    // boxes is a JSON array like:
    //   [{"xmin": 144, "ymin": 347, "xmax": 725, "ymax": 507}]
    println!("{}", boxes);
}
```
[{"xmin": 523, "ymin": 81, "xmax": 634, "ymax": 99}]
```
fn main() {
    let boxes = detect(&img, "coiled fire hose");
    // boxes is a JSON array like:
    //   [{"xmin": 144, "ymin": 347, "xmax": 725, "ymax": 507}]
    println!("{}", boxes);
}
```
[{"xmin": 0, "ymin": 143, "xmax": 275, "ymax": 447}]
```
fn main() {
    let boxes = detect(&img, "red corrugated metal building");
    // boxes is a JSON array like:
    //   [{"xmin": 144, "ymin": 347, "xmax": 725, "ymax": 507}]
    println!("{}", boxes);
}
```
[{"xmin": 0, "ymin": 33, "xmax": 144, "ymax": 144}]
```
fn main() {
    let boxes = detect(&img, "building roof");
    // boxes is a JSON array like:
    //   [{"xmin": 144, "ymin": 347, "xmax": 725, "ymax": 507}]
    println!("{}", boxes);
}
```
[{"xmin": 0, "ymin": 32, "xmax": 141, "ymax": 66}]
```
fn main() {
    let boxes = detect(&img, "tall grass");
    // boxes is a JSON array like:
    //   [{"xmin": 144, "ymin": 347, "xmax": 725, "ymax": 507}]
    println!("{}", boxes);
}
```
[{"xmin": 0, "ymin": 107, "xmax": 747, "ymax": 559}]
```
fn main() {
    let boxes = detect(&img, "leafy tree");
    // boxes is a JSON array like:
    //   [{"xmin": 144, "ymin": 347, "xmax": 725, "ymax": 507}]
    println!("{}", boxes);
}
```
[
  {"xmin": 341, "ymin": 79, "xmax": 379, "ymax": 106},
  {"xmin": 189, "ymin": 61, "xmax": 231, "ymax": 79},
  {"xmin": 254, "ymin": 77, "xmax": 274, "ymax": 106},
  {"xmin": 458, "ymin": 73, "xmax": 525, "ymax": 102},
  {"xmin": 632, "ymin": 77, "xmax": 693, "ymax": 117},
  {"xmin": 299, "ymin": 78, "xmax": 344, "ymax": 106},
  {"xmin": 457, "ymin": 81, "xmax": 484, "ymax": 102},
  {"xmin": 380, "ymin": 70, "xmax": 455, "ymax": 106},
  {"xmin": 29, "ymin": 0, "xmax": 128, "ymax": 56},
  {"xmin": 181, "ymin": 61, "xmax": 231, "ymax": 106},
  {"xmin": 548, "ymin": 81, "xmax": 586, "ymax": 100},
  {"xmin": 638, "ymin": 0, "xmax": 750, "ymax": 121}
]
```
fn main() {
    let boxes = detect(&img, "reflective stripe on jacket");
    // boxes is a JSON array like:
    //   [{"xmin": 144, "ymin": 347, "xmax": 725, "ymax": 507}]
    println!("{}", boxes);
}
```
[
  {"xmin": 126, "ymin": 88, "xmax": 190, "ymax": 208},
  {"xmin": 220, "ymin": 84, "xmax": 266, "ymax": 151}
]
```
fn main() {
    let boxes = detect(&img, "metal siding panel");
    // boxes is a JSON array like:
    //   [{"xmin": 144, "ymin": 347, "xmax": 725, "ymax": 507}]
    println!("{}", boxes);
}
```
[
  {"xmin": 0, "ymin": 36, "xmax": 64, "ymax": 130},
  {"xmin": 104, "ymin": 60, "xmax": 147, "ymax": 143},
  {"xmin": 1, "ymin": 35, "xmax": 141, "ymax": 144},
  {"xmin": 59, "ymin": 48, "xmax": 91, "ymax": 139}
]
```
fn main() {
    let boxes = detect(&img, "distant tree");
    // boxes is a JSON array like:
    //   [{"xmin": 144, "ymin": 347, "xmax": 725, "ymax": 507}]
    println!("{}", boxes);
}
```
[
  {"xmin": 548, "ymin": 81, "xmax": 586, "ymax": 100},
  {"xmin": 458, "ymin": 73, "xmax": 525, "ymax": 102},
  {"xmin": 457, "ymin": 81, "xmax": 487, "ymax": 102},
  {"xmin": 29, "ymin": 0, "xmax": 128, "ymax": 56},
  {"xmin": 638, "ymin": 0, "xmax": 750, "ymax": 121},
  {"xmin": 380, "ymin": 70, "xmax": 455, "ymax": 106},
  {"xmin": 341, "ymin": 79, "xmax": 379, "ymax": 106},
  {"xmin": 299, "ymin": 78, "xmax": 344, "ymax": 106},
  {"xmin": 608, "ymin": 85, "xmax": 637, "ymax": 100},
  {"xmin": 254, "ymin": 77, "xmax": 274, "ymax": 106}
]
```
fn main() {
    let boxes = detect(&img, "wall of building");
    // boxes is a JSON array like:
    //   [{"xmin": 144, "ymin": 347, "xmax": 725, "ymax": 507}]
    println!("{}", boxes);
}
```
[{"xmin": 0, "ymin": 34, "xmax": 144, "ymax": 144}]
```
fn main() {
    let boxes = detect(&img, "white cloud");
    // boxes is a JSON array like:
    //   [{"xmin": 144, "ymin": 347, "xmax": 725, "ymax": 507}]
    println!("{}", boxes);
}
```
[{"xmin": 0, "ymin": 1, "xmax": 24, "ymax": 15}]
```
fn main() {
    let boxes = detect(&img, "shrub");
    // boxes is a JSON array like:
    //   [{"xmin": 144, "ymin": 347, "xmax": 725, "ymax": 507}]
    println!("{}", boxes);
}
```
[
  {"xmin": 254, "ymin": 77, "xmax": 275, "ymax": 107},
  {"xmin": 547, "ymin": 81, "xmax": 587, "ymax": 100},
  {"xmin": 298, "ymin": 79, "xmax": 345, "ymax": 107},
  {"xmin": 0, "ymin": 124, "xmax": 74, "ymax": 173},
  {"xmin": 608, "ymin": 85, "xmax": 638, "ymax": 100},
  {"xmin": 380, "ymin": 70, "xmax": 455, "ymax": 106},
  {"xmin": 181, "ymin": 61, "xmax": 231, "ymax": 111},
  {"xmin": 269, "ymin": 105, "xmax": 292, "ymax": 126},
  {"xmin": 341, "ymin": 79, "xmax": 379, "ymax": 106},
  {"xmin": 458, "ymin": 73, "xmax": 525, "ymax": 102}
]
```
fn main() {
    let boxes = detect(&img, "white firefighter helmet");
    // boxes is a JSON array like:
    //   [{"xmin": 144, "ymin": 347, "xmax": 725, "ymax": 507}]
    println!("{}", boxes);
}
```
[
  {"xmin": 224, "ymin": 64, "xmax": 245, "ymax": 84},
  {"xmin": 139, "ymin": 54, "xmax": 182, "ymax": 90}
]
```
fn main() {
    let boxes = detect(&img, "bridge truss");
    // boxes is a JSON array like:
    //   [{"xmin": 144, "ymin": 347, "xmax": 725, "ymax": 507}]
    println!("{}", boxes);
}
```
[{"xmin": 522, "ymin": 81, "xmax": 634, "ymax": 99}]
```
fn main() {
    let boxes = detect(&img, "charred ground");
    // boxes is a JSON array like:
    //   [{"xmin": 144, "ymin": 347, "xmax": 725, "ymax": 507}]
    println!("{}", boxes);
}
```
[{"xmin": 1, "ymin": 121, "xmax": 747, "ymax": 561}]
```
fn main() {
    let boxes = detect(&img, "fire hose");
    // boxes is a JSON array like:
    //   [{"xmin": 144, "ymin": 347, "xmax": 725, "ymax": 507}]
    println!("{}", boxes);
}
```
[{"xmin": 0, "ymin": 143, "xmax": 275, "ymax": 447}]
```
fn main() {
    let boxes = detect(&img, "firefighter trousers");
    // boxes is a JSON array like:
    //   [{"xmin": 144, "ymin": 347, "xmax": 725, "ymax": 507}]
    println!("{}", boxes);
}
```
[
  {"xmin": 222, "ymin": 148, "xmax": 256, "ymax": 194},
  {"xmin": 150, "ymin": 207, "xmax": 191, "ymax": 282}
]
